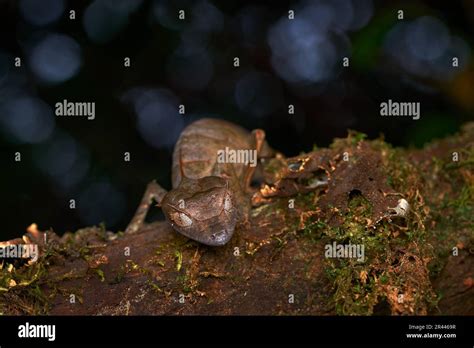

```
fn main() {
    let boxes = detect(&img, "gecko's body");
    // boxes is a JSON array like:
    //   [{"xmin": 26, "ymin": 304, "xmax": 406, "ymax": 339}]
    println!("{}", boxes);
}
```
[{"xmin": 126, "ymin": 118, "xmax": 272, "ymax": 246}]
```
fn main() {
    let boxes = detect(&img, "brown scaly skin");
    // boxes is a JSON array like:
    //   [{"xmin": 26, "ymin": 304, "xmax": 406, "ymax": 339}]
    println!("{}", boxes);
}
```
[{"xmin": 125, "ymin": 118, "xmax": 273, "ymax": 246}]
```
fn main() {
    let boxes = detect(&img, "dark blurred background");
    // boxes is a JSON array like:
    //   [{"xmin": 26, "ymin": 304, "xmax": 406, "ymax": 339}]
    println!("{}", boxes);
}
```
[{"xmin": 0, "ymin": 0, "xmax": 473, "ymax": 240}]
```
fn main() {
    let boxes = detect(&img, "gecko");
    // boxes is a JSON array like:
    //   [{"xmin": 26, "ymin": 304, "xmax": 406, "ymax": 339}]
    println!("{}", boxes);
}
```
[{"xmin": 125, "ymin": 118, "xmax": 273, "ymax": 246}]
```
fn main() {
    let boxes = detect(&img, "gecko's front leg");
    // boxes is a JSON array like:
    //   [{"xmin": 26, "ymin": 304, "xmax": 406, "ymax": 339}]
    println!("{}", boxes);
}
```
[{"xmin": 125, "ymin": 180, "xmax": 168, "ymax": 234}]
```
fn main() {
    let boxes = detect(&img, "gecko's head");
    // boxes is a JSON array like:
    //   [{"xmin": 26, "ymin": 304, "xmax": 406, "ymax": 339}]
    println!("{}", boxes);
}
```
[{"xmin": 161, "ymin": 176, "xmax": 237, "ymax": 246}]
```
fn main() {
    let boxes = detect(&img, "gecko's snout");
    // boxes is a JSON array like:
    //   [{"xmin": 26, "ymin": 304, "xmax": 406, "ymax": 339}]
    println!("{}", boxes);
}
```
[{"xmin": 209, "ymin": 229, "xmax": 233, "ymax": 246}]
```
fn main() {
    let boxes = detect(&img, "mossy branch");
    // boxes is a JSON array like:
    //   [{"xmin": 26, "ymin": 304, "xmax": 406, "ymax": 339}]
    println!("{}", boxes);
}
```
[{"xmin": 1, "ymin": 124, "xmax": 473, "ymax": 315}]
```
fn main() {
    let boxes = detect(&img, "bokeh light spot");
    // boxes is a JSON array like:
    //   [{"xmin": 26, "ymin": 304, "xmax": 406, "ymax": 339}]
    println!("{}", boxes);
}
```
[
  {"xmin": 384, "ymin": 16, "xmax": 471, "ymax": 80},
  {"xmin": 407, "ymin": 16, "xmax": 450, "ymax": 61},
  {"xmin": 0, "ymin": 97, "xmax": 55, "ymax": 144},
  {"xmin": 83, "ymin": 0, "xmax": 133, "ymax": 43},
  {"xmin": 191, "ymin": 0, "xmax": 224, "ymax": 33},
  {"xmin": 268, "ymin": 16, "xmax": 340, "ymax": 84},
  {"xmin": 30, "ymin": 34, "xmax": 82, "ymax": 84},
  {"xmin": 19, "ymin": 0, "xmax": 65, "ymax": 26},
  {"xmin": 122, "ymin": 88, "xmax": 185, "ymax": 149},
  {"xmin": 32, "ymin": 130, "xmax": 90, "ymax": 192}
]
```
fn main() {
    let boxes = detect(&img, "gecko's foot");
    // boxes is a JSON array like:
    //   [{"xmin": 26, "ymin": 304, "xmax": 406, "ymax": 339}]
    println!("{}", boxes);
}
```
[{"xmin": 251, "ymin": 191, "xmax": 272, "ymax": 206}]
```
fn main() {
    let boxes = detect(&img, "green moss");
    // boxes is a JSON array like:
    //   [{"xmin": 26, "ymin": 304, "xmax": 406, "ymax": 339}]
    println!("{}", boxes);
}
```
[
  {"xmin": 174, "ymin": 251, "xmax": 183, "ymax": 272},
  {"xmin": 298, "ymin": 134, "xmax": 443, "ymax": 315},
  {"xmin": 94, "ymin": 268, "xmax": 106, "ymax": 282},
  {"xmin": 176, "ymin": 273, "xmax": 193, "ymax": 294},
  {"xmin": 330, "ymin": 130, "xmax": 368, "ymax": 150},
  {"xmin": 301, "ymin": 220, "xmax": 326, "ymax": 242},
  {"xmin": 147, "ymin": 280, "xmax": 163, "ymax": 294},
  {"xmin": 327, "ymin": 265, "xmax": 380, "ymax": 315},
  {"xmin": 419, "ymin": 135, "xmax": 474, "ymax": 280},
  {"xmin": 0, "ymin": 251, "xmax": 52, "ymax": 314},
  {"xmin": 110, "ymin": 266, "xmax": 126, "ymax": 285}
]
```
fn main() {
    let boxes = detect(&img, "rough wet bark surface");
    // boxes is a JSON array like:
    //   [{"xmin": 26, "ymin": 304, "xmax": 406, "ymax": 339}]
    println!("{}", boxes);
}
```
[{"xmin": 1, "ymin": 124, "xmax": 472, "ymax": 316}]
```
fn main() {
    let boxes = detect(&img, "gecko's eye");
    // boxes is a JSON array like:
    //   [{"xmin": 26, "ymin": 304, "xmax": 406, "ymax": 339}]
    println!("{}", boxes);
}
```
[{"xmin": 169, "ymin": 212, "xmax": 193, "ymax": 227}]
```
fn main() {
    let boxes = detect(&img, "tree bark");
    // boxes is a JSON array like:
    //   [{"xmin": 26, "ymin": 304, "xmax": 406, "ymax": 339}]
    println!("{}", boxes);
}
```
[{"xmin": 1, "ymin": 124, "xmax": 472, "ymax": 316}]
